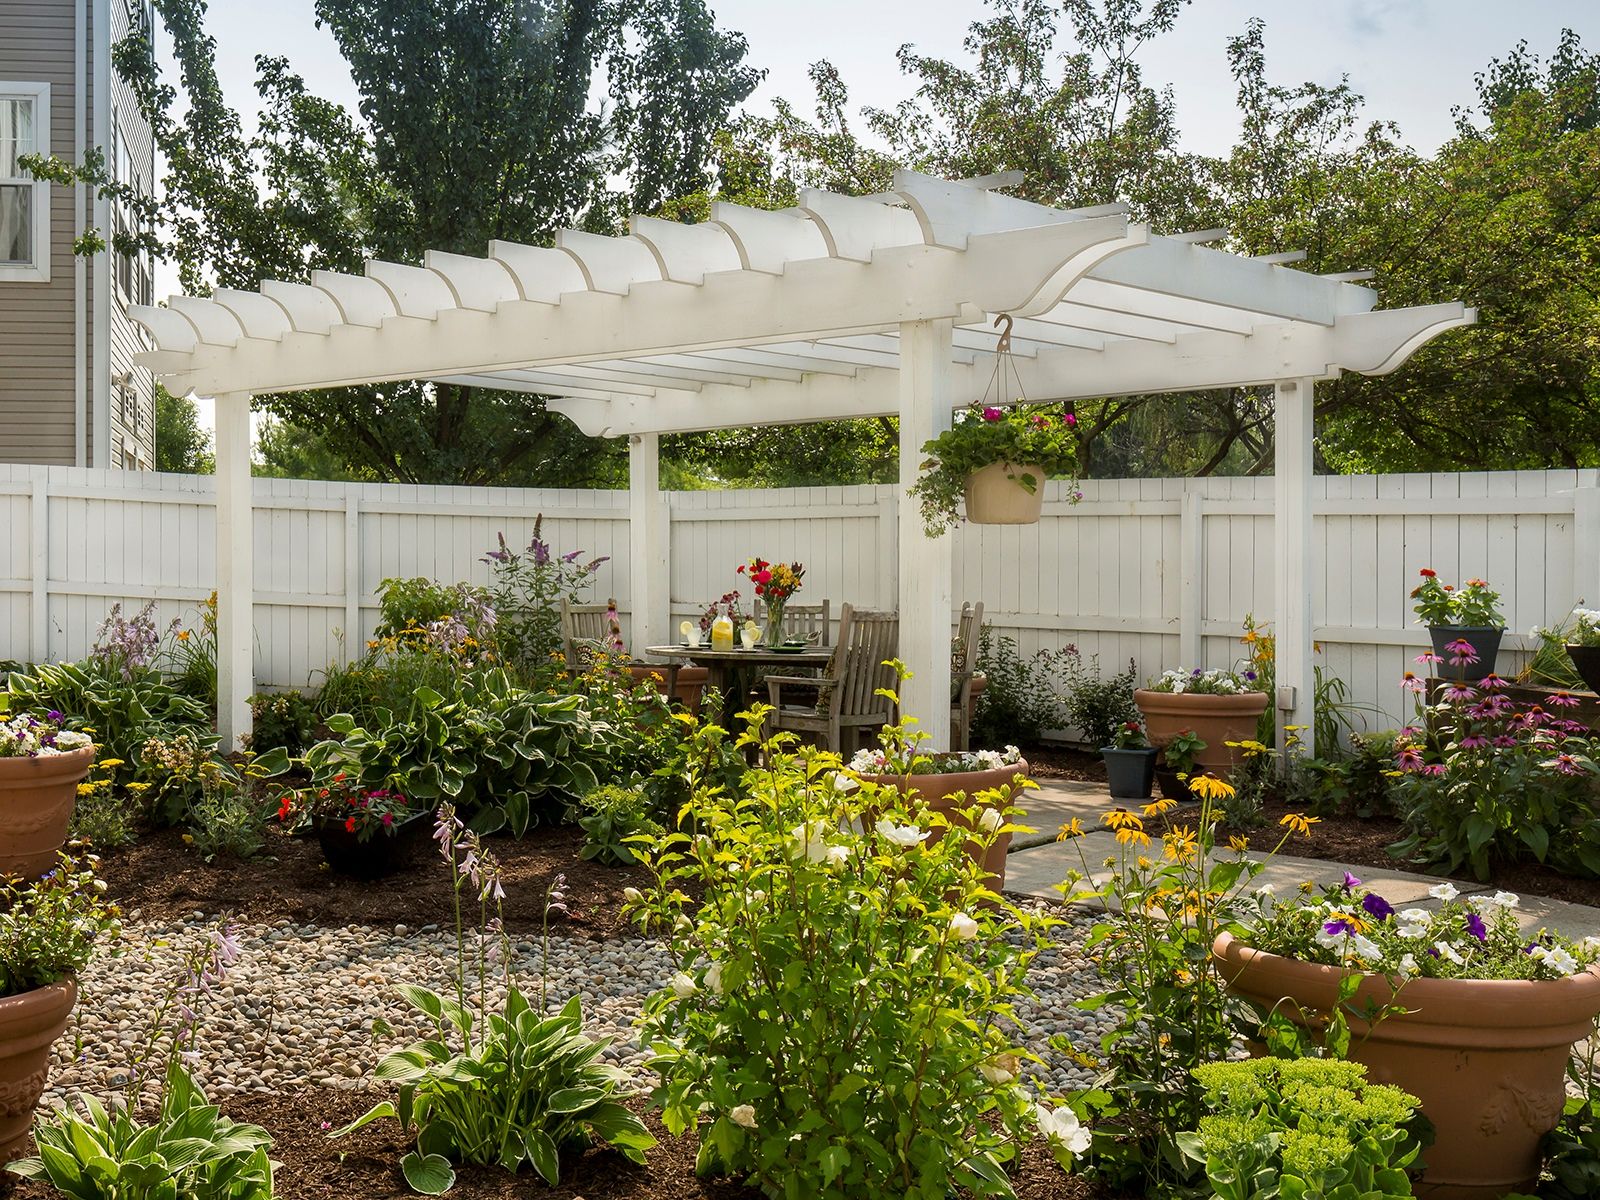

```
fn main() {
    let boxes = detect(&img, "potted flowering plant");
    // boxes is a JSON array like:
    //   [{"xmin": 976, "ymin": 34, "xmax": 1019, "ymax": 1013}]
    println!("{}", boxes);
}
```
[
  {"xmin": 1154, "ymin": 727, "xmax": 1207, "ymax": 804},
  {"xmin": 1410, "ymin": 569, "xmax": 1506, "ymax": 681},
  {"xmin": 277, "ymin": 774, "xmax": 425, "ymax": 879},
  {"xmin": 908, "ymin": 403, "xmax": 1080, "ymax": 535},
  {"xmin": 0, "ymin": 706, "xmax": 96, "ymax": 878},
  {"xmin": 1134, "ymin": 666, "xmax": 1268, "ymax": 772},
  {"xmin": 735, "ymin": 558, "xmax": 804, "ymax": 643},
  {"xmin": 0, "ymin": 854, "xmax": 120, "ymax": 1162},
  {"xmin": 1564, "ymin": 606, "xmax": 1600, "ymax": 695},
  {"xmin": 1216, "ymin": 877, "xmax": 1600, "ymax": 1199},
  {"xmin": 1101, "ymin": 719, "xmax": 1158, "ymax": 800}
]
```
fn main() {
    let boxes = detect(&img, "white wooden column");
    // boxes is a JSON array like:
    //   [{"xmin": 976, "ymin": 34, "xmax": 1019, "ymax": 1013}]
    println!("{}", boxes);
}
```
[
  {"xmin": 1273, "ymin": 379, "xmax": 1315, "ymax": 757},
  {"xmin": 214, "ymin": 392, "xmax": 254, "ymax": 750},
  {"xmin": 898, "ymin": 319, "xmax": 955, "ymax": 748},
  {"xmin": 628, "ymin": 433, "xmax": 670, "ymax": 652}
]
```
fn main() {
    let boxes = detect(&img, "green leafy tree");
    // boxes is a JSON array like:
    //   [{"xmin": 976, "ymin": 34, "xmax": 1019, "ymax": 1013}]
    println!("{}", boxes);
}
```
[{"xmin": 153, "ymin": 385, "xmax": 214, "ymax": 474}]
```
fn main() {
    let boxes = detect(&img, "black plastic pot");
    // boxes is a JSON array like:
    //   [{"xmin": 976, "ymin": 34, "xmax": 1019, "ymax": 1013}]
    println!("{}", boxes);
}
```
[
  {"xmin": 1101, "ymin": 746, "xmax": 1158, "ymax": 800},
  {"xmin": 314, "ymin": 810, "xmax": 429, "ymax": 880},
  {"xmin": 1568, "ymin": 645, "xmax": 1600, "ymax": 696},
  {"xmin": 1153, "ymin": 766, "xmax": 1198, "ymax": 806},
  {"xmin": 1428, "ymin": 625, "xmax": 1504, "ymax": 682}
]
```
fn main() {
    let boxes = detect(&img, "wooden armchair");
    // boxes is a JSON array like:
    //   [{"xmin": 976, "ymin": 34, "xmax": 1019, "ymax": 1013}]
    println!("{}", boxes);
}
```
[
  {"xmin": 950, "ymin": 601, "xmax": 985, "ymax": 752},
  {"xmin": 780, "ymin": 600, "xmax": 831, "ymax": 646},
  {"xmin": 559, "ymin": 599, "xmax": 679, "ymax": 694},
  {"xmin": 764, "ymin": 604, "xmax": 899, "ymax": 754}
]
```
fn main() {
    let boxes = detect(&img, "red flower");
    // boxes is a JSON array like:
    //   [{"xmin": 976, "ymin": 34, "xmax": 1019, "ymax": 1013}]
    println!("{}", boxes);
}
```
[
  {"xmin": 736, "ymin": 564, "xmax": 746, "ymax": 574},
  {"xmin": 754, "ymin": 569, "xmax": 772, "ymax": 584},
  {"xmin": 1419, "ymin": 568, "xmax": 1436, "ymax": 577},
  {"xmin": 381, "ymin": 812, "xmax": 393, "ymax": 827},
  {"xmin": 1064, "ymin": 412, "xmax": 1077, "ymax": 426},
  {"xmin": 344, "ymin": 816, "xmax": 358, "ymax": 833}
]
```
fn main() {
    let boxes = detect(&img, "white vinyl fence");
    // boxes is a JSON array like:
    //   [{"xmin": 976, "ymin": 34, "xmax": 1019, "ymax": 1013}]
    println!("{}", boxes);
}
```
[{"xmin": 3, "ymin": 464, "xmax": 1598, "ymax": 737}]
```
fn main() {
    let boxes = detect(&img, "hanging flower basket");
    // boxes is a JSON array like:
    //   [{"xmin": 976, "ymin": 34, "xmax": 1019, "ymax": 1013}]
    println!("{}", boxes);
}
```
[
  {"xmin": 910, "ymin": 405, "xmax": 1080, "ymax": 536},
  {"xmin": 963, "ymin": 462, "xmax": 1048, "ymax": 524}
]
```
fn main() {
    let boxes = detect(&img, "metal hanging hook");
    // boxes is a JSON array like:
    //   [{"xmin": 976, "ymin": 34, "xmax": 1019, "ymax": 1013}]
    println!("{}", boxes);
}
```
[{"xmin": 992, "ymin": 312, "xmax": 1014, "ymax": 355}]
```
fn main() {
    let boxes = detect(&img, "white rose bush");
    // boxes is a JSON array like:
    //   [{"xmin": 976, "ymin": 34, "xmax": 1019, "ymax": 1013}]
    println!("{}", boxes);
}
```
[{"xmin": 631, "ymin": 708, "xmax": 1070, "ymax": 1199}]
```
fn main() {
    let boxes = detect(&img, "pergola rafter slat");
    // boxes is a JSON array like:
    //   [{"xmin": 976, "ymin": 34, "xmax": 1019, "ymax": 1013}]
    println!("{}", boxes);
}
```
[{"xmin": 129, "ymin": 171, "xmax": 1473, "ymax": 750}]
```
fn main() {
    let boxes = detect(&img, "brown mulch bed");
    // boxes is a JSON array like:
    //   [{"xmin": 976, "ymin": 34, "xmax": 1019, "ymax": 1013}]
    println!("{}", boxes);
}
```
[
  {"xmin": 1, "ymin": 1090, "xmax": 1099, "ymax": 1200},
  {"xmin": 1019, "ymin": 743, "xmax": 1107, "ymax": 785},
  {"xmin": 92, "ymin": 822, "xmax": 650, "ymax": 939}
]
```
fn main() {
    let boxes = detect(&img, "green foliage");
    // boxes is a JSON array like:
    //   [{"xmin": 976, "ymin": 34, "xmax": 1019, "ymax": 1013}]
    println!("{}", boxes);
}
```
[
  {"xmin": 1061, "ymin": 652, "xmax": 1140, "ymax": 749},
  {"xmin": 185, "ymin": 775, "xmax": 270, "ymax": 863},
  {"xmin": 373, "ymin": 578, "xmax": 493, "ymax": 643},
  {"xmin": 971, "ymin": 626, "xmax": 1069, "ymax": 747},
  {"xmin": 336, "ymin": 807, "xmax": 653, "ymax": 1191},
  {"xmin": 10, "ymin": 1061, "xmax": 276, "ymax": 1199},
  {"xmin": 484, "ymin": 519, "xmax": 606, "ymax": 680},
  {"xmin": 6, "ymin": 659, "xmax": 212, "ymax": 784},
  {"xmin": 306, "ymin": 673, "xmax": 601, "ymax": 837},
  {"xmin": 167, "ymin": 593, "xmax": 219, "ymax": 710},
  {"xmin": 909, "ymin": 406, "xmax": 1081, "ymax": 536},
  {"xmin": 1410, "ymin": 571, "xmax": 1505, "ymax": 627},
  {"xmin": 70, "ymin": 765, "xmax": 138, "ymax": 850},
  {"xmin": 634, "ymin": 708, "xmax": 1063, "ymax": 1199},
  {"xmin": 1542, "ymin": 1030, "xmax": 1600, "ymax": 1200},
  {"xmin": 1388, "ymin": 687, "xmax": 1600, "ymax": 880},
  {"xmin": 1052, "ymin": 774, "xmax": 1316, "ymax": 1193},
  {"xmin": 573, "ymin": 785, "xmax": 662, "ymax": 867},
  {"xmin": 0, "ymin": 855, "xmax": 120, "ymax": 997},
  {"xmin": 1162, "ymin": 728, "xmax": 1207, "ymax": 776},
  {"xmin": 153, "ymin": 385, "xmax": 214, "ymax": 474},
  {"xmin": 247, "ymin": 690, "xmax": 320, "ymax": 757},
  {"xmin": 1177, "ymin": 1058, "xmax": 1422, "ymax": 1200}
]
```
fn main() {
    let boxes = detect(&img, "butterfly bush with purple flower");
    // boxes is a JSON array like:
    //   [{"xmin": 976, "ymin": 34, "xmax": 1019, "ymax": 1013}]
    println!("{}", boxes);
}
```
[
  {"xmin": 1250, "ymin": 874, "xmax": 1599, "ymax": 981},
  {"xmin": 482, "ymin": 512, "xmax": 610, "ymax": 679}
]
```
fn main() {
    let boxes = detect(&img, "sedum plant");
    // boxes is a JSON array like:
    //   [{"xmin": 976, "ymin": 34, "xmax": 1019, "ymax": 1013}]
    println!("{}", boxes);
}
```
[
  {"xmin": 1177, "ymin": 1058, "xmax": 1424, "ymax": 1200},
  {"xmin": 336, "ymin": 805, "xmax": 654, "ymax": 1193},
  {"xmin": 632, "ymin": 703, "xmax": 1077, "ymax": 1200}
]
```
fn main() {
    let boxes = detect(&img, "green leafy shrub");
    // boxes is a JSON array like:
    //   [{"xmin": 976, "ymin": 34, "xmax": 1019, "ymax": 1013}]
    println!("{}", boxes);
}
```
[
  {"xmin": 307, "ymin": 671, "xmax": 601, "ymax": 836},
  {"xmin": 1061, "ymin": 651, "xmax": 1139, "ymax": 748},
  {"xmin": 1177, "ymin": 1059, "xmax": 1423, "ymax": 1200},
  {"xmin": 7, "ymin": 659, "xmax": 211, "ymax": 783},
  {"xmin": 337, "ymin": 808, "xmax": 653, "ymax": 1192},
  {"xmin": 137, "ymin": 732, "xmax": 223, "ymax": 827},
  {"xmin": 574, "ymin": 784, "xmax": 662, "ymax": 866},
  {"xmin": 633, "ymin": 707, "xmax": 1074, "ymax": 1199},
  {"xmin": 971, "ymin": 625, "xmax": 1069, "ymax": 746},
  {"xmin": 374, "ymin": 577, "xmax": 494, "ymax": 643},
  {"xmin": 248, "ymin": 689, "xmax": 320, "ymax": 756},
  {"xmin": 483, "ymin": 516, "xmax": 607, "ymax": 680},
  {"xmin": 69, "ymin": 763, "xmax": 138, "ymax": 849}
]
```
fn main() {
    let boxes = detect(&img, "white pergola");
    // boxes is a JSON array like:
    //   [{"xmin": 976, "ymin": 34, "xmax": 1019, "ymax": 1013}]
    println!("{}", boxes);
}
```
[{"xmin": 131, "ymin": 170, "xmax": 1473, "ymax": 752}]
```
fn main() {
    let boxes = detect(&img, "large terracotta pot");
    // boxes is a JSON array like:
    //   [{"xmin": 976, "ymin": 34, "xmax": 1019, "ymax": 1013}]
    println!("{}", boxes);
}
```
[
  {"xmin": 0, "ymin": 746, "xmax": 96, "ymax": 878},
  {"xmin": 1133, "ymin": 689, "xmax": 1268, "ymax": 772},
  {"xmin": 858, "ymin": 759, "xmax": 1028, "ymax": 891},
  {"xmin": 0, "ymin": 979, "xmax": 77, "ymax": 1163},
  {"xmin": 963, "ymin": 462, "xmax": 1046, "ymax": 525},
  {"xmin": 1213, "ymin": 932, "xmax": 1600, "ymax": 1200}
]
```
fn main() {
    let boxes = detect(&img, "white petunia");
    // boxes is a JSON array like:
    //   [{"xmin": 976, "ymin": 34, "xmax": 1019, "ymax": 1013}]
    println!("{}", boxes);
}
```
[
  {"xmin": 875, "ymin": 820, "xmax": 927, "ymax": 850},
  {"xmin": 1397, "ymin": 922, "xmax": 1429, "ymax": 940},
  {"xmin": 1434, "ymin": 941, "xmax": 1465, "ymax": 965},
  {"xmin": 670, "ymin": 971, "xmax": 698, "ymax": 999},
  {"xmin": 730, "ymin": 1104, "xmax": 757, "ymax": 1129},
  {"xmin": 1255, "ymin": 883, "xmax": 1276, "ymax": 896},
  {"xmin": 1429, "ymin": 883, "xmax": 1460, "ymax": 902},
  {"xmin": 1396, "ymin": 953, "xmax": 1419, "ymax": 979},
  {"xmin": 1398, "ymin": 908, "xmax": 1431, "ymax": 926},
  {"xmin": 1351, "ymin": 935, "xmax": 1383, "ymax": 962},
  {"xmin": 1489, "ymin": 891, "xmax": 1520, "ymax": 909},
  {"xmin": 1036, "ymin": 1105, "xmax": 1092, "ymax": 1156},
  {"xmin": 949, "ymin": 912, "xmax": 980, "ymax": 941},
  {"xmin": 833, "ymin": 773, "xmax": 859, "ymax": 794}
]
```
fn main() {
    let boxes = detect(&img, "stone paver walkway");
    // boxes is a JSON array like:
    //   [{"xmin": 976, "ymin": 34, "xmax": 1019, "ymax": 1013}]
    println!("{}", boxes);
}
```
[{"xmin": 1008, "ymin": 778, "xmax": 1600, "ymax": 941}]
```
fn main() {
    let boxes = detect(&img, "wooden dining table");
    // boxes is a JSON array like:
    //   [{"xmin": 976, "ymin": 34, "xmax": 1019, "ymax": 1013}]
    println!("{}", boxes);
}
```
[{"xmin": 643, "ymin": 643, "xmax": 834, "ymax": 725}]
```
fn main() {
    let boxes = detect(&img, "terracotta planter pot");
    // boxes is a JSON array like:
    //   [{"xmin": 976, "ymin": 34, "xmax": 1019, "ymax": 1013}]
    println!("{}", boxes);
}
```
[
  {"xmin": 1429, "ymin": 625, "xmax": 1504, "ymax": 683},
  {"xmin": 858, "ymin": 759, "xmax": 1028, "ymax": 891},
  {"xmin": 1133, "ymin": 689, "xmax": 1268, "ymax": 772},
  {"xmin": 0, "ymin": 746, "xmax": 96, "ymax": 879},
  {"xmin": 1213, "ymin": 932, "xmax": 1600, "ymax": 1199},
  {"xmin": 0, "ymin": 978, "xmax": 77, "ymax": 1163},
  {"xmin": 963, "ymin": 462, "xmax": 1046, "ymax": 525}
]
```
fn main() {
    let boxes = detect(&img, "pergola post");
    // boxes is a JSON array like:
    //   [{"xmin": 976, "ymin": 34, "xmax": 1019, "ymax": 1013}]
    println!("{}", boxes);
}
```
[
  {"xmin": 1273, "ymin": 378, "xmax": 1316, "ymax": 757},
  {"xmin": 897, "ymin": 319, "xmax": 955, "ymax": 747},
  {"xmin": 627, "ymin": 433, "xmax": 669, "ymax": 653},
  {"xmin": 213, "ymin": 391, "xmax": 254, "ymax": 750}
]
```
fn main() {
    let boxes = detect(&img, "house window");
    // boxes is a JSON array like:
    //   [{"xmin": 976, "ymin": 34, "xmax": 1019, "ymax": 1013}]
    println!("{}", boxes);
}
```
[{"xmin": 0, "ymin": 82, "xmax": 50, "ymax": 282}]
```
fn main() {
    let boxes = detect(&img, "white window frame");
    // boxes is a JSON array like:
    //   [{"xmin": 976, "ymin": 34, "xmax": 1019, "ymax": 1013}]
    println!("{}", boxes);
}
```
[{"xmin": 0, "ymin": 81, "xmax": 51, "ymax": 283}]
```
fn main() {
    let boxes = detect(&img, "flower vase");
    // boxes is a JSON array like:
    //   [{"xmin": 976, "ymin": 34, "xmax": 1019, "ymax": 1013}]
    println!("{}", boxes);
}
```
[{"xmin": 764, "ymin": 599, "xmax": 786, "ymax": 645}]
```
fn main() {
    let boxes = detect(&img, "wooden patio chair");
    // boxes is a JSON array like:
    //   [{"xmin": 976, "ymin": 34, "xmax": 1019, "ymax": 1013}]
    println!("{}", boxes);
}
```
[
  {"xmin": 559, "ymin": 599, "xmax": 679, "ymax": 694},
  {"xmin": 764, "ymin": 604, "xmax": 899, "ymax": 754},
  {"xmin": 950, "ymin": 601, "xmax": 984, "ymax": 752},
  {"xmin": 779, "ymin": 600, "xmax": 831, "ymax": 647}
]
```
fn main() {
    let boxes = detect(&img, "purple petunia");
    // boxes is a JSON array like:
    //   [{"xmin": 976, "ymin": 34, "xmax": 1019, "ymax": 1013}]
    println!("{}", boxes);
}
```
[
  {"xmin": 1342, "ymin": 871, "xmax": 1363, "ymax": 891},
  {"xmin": 1465, "ymin": 912, "xmax": 1488, "ymax": 942},
  {"xmin": 1362, "ymin": 893, "xmax": 1395, "ymax": 921}
]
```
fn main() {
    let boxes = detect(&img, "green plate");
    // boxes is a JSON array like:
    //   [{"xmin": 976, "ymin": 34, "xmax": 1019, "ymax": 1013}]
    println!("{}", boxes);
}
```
[{"xmin": 769, "ymin": 644, "xmax": 809, "ymax": 653}]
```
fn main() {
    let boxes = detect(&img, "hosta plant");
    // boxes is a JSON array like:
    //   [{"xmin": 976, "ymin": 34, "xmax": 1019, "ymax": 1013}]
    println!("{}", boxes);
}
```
[
  {"xmin": 632, "ymin": 704, "xmax": 1078, "ymax": 1200},
  {"xmin": 336, "ymin": 805, "xmax": 653, "ymax": 1193},
  {"xmin": 1176, "ymin": 1058, "xmax": 1424, "ymax": 1200}
]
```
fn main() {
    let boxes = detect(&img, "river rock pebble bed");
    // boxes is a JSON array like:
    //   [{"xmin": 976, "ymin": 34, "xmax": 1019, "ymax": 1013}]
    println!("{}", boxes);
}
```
[{"xmin": 44, "ymin": 900, "xmax": 1118, "ymax": 1108}]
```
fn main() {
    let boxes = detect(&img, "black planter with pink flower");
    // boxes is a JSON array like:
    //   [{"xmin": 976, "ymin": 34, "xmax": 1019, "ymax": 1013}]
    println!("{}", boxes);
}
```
[
  {"xmin": 1428, "ymin": 625, "xmax": 1504, "ymax": 682},
  {"xmin": 314, "ymin": 809, "xmax": 430, "ymax": 879}
]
